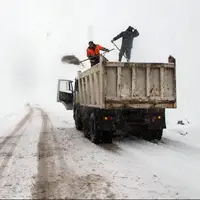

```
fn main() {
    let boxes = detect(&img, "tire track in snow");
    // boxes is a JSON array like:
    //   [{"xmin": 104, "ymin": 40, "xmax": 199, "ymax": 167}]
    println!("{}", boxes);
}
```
[
  {"xmin": 0, "ymin": 107, "xmax": 33, "ymax": 178},
  {"xmin": 32, "ymin": 108, "xmax": 115, "ymax": 199},
  {"xmin": 32, "ymin": 108, "xmax": 61, "ymax": 199},
  {"xmin": 51, "ymin": 126, "xmax": 116, "ymax": 199}
]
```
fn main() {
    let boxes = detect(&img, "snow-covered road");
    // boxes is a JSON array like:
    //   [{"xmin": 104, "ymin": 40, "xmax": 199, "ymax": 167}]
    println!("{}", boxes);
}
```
[{"xmin": 0, "ymin": 105, "xmax": 200, "ymax": 199}]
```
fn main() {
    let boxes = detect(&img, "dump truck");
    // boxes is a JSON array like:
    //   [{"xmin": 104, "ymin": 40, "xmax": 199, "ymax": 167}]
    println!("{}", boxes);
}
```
[{"xmin": 57, "ymin": 55, "xmax": 176, "ymax": 144}]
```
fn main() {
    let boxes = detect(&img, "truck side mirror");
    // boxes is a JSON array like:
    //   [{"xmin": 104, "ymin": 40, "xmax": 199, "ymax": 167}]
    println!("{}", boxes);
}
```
[{"xmin": 57, "ymin": 79, "xmax": 73, "ymax": 110}]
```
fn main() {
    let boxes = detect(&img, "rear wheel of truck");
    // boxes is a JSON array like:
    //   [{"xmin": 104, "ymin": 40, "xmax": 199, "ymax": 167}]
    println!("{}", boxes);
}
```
[
  {"xmin": 154, "ymin": 130, "xmax": 163, "ymax": 140},
  {"xmin": 142, "ymin": 128, "xmax": 153, "ymax": 141},
  {"xmin": 75, "ymin": 109, "xmax": 83, "ymax": 131},
  {"xmin": 142, "ymin": 129, "xmax": 163, "ymax": 141},
  {"xmin": 89, "ymin": 113, "xmax": 102, "ymax": 144}
]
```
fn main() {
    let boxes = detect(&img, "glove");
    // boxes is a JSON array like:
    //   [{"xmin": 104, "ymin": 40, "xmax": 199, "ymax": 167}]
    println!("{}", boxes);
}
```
[
  {"xmin": 105, "ymin": 49, "xmax": 110, "ymax": 52},
  {"xmin": 111, "ymin": 39, "xmax": 114, "ymax": 43},
  {"xmin": 102, "ymin": 48, "xmax": 110, "ymax": 52}
]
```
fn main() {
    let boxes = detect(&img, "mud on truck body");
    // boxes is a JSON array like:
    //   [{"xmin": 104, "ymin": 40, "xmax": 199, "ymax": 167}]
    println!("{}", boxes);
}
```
[{"xmin": 57, "ymin": 56, "xmax": 177, "ymax": 144}]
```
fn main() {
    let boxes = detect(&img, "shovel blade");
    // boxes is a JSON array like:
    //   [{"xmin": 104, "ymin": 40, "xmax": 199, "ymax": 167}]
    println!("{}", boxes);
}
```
[{"xmin": 61, "ymin": 55, "xmax": 81, "ymax": 65}]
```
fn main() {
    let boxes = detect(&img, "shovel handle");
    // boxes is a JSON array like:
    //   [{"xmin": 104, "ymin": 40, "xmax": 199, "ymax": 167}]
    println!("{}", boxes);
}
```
[{"xmin": 111, "ymin": 41, "xmax": 128, "ymax": 59}]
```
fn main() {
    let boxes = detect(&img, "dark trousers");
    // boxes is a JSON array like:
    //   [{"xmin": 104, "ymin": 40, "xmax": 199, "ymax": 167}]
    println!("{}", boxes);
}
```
[
  {"xmin": 90, "ymin": 56, "xmax": 100, "ymax": 67},
  {"xmin": 119, "ymin": 47, "xmax": 132, "ymax": 62}
]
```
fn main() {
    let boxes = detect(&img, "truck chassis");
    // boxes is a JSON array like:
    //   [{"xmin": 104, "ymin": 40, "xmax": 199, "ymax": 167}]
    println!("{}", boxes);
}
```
[{"xmin": 73, "ymin": 104, "xmax": 165, "ymax": 144}]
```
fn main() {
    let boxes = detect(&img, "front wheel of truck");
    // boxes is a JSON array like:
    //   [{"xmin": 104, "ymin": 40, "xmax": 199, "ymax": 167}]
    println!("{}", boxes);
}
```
[
  {"xmin": 83, "ymin": 113, "xmax": 90, "ymax": 138},
  {"xmin": 89, "ymin": 113, "xmax": 102, "ymax": 144},
  {"xmin": 75, "ymin": 109, "xmax": 83, "ymax": 131}
]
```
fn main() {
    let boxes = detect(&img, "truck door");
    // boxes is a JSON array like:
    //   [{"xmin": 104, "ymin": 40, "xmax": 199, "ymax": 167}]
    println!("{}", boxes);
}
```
[{"xmin": 57, "ymin": 79, "xmax": 73, "ymax": 110}]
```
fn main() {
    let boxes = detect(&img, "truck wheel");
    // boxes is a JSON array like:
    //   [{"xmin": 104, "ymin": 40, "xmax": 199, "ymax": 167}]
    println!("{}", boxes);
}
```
[
  {"xmin": 143, "ymin": 129, "xmax": 163, "ymax": 141},
  {"xmin": 89, "ymin": 113, "xmax": 102, "ymax": 144},
  {"xmin": 75, "ymin": 109, "xmax": 83, "ymax": 131},
  {"xmin": 155, "ymin": 130, "xmax": 163, "ymax": 140},
  {"xmin": 142, "ymin": 128, "xmax": 153, "ymax": 141},
  {"xmin": 103, "ymin": 131, "xmax": 113, "ymax": 144},
  {"xmin": 83, "ymin": 113, "xmax": 90, "ymax": 138}
]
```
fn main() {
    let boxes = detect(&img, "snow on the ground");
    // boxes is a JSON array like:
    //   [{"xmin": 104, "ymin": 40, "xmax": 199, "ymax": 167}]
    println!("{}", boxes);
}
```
[
  {"xmin": 0, "ymin": 102, "xmax": 200, "ymax": 199},
  {"xmin": 46, "ymin": 103, "xmax": 200, "ymax": 199},
  {"xmin": 53, "ymin": 125, "xmax": 200, "ymax": 198},
  {"xmin": 165, "ymin": 123, "xmax": 200, "ymax": 149},
  {"xmin": 0, "ymin": 108, "xmax": 42, "ymax": 199},
  {"xmin": 33, "ymin": 102, "xmax": 75, "ymax": 128},
  {"xmin": 0, "ymin": 105, "xmax": 30, "ymax": 138}
]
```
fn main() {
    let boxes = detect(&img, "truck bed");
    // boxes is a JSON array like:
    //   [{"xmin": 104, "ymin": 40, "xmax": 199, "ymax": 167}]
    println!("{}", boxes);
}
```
[{"xmin": 77, "ymin": 56, "xmax": 176, "ymax": 109}]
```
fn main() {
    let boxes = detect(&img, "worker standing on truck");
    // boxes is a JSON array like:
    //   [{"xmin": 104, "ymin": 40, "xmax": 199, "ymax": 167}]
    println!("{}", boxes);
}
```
[
  {"xmin": 111, "ymin": 26, "xmax": 139, "ymax": 62},
  {"xmin": 87, "ymin": 41, "xmax": 110, "ymax": 67}
]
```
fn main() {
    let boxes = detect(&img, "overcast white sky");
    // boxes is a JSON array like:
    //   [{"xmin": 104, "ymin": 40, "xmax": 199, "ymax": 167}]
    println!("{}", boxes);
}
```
[{"xmin": 0, "ymin": 0, "xmax": 199, "ymax": 123}]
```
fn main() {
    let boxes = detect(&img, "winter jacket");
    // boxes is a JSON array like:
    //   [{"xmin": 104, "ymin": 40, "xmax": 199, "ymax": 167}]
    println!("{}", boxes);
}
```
[
  {"xmin": 113, "ymin": 26, "xmax": 139, "ymax": 48},
  {"xmin": 87, "ymin": 44, "xmax": 107, "ymax": 58}
]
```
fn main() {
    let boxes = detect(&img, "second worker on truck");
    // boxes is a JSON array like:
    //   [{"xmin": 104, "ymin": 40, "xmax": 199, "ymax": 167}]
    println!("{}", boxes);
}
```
[
  {"xmin": 112, "ymin": 26, "xmax": 139, "ymax": 62},
  {"xmin": 87, "ymin": 41, "xmax": 110, "ymax": 67}
]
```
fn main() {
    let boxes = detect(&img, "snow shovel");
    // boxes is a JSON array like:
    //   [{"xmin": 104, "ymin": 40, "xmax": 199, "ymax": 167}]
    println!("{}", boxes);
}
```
[
  {"xmin": 61, "ymin": 48, "xmax": 114, "ymax": 66},
  {"xmin": 111, "ymin": 41, "xmax": 128, "ymax": 60},
  {"xmin": 61, "ymin": 55, "xmax": 85, "ymax": 66}
]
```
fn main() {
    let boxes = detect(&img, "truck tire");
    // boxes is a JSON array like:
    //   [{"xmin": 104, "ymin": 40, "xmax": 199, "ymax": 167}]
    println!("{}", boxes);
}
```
[
  {"xmin": 75, "ymin": 109, "xmax": 83, "ymax": 131},
  {"xmin": 142, "ymin": 128, "xmax": 153, "ymax": 141},
  {"xmin": 89, "ymin": 113, "xmax": 102, "ymax": 144},
  {"xmin": 83, "ymin": 113, "xmax": 90, "ymax": 138},
  {"xmin": 103, "ymin": 131, "xmax": 113, "ymax": 143},
  {"xmin": 154, "ymin": 130, "xmax": 163, "ymax": 141},
  {"xmin": 142, "ymin": 129, "xmax": 163, "ymax": 141}
]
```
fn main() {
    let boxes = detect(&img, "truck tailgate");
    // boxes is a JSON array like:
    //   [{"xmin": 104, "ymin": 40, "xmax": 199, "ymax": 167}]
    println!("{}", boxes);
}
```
[{"xmin": 105, "ymin": 62, "xmax": 176, "ymax": 109}]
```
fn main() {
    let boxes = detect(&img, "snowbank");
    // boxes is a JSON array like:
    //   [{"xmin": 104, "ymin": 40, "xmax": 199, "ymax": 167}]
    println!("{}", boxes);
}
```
[{"xmin": 164, "ymin": 124, "xmax": 200, "ymax": 149}]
